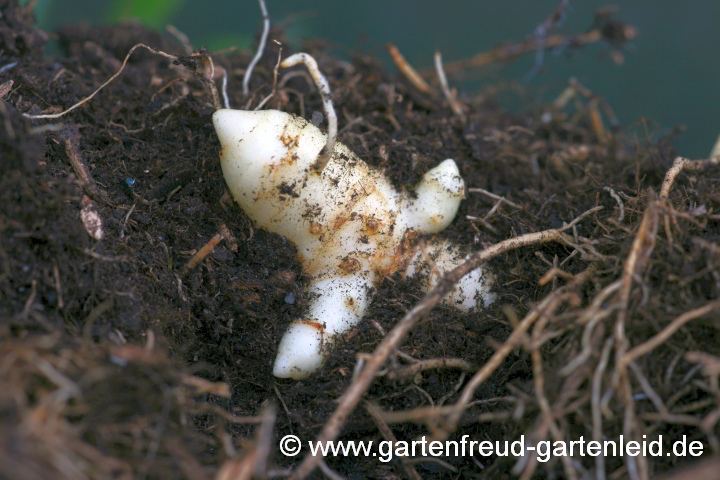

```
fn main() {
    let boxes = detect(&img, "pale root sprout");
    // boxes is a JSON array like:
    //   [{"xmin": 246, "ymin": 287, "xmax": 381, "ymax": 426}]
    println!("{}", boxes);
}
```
[
  {"xmin": 279, "ymin": 52, "xmax": 337, "ymax": 171},
  {"xmin": 603, "ymin": 186, "xmax": 625, "ymax": 222},
  {"xmin": 243, "ymin": 0, "xmax": 270, "ymax": 97},
  {"xmin": 221, "ymin": 69, "xmax": 230, "ymax": 109},
  {"xmin": 434, "ymin": 50, "xmax": 465, "ymax": 121}
]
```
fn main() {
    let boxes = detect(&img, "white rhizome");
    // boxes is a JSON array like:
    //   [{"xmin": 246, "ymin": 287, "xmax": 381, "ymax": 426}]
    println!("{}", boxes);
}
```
[{"xmin": 214, "ymin": 104, "xmax": 495, "ymax": 379}]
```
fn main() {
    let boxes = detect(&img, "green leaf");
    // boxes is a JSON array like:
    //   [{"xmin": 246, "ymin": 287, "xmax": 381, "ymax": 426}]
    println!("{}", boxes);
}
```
[{"xmin": 107, "ymin": 0, "xmax": 187, "ymax": 29}]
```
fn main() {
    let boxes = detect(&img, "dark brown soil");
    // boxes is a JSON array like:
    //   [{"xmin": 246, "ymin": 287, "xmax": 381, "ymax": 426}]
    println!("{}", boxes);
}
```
[{"xmin": 2, "ymin": 2, "xmax": 719, "ymax": 479}]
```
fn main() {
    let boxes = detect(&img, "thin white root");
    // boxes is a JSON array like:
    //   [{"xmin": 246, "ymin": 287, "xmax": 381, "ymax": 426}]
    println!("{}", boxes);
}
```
[
  {"xmin": 603, "ymin": 186, "xmax": 625, "ymax": 222},
  {"xmin": 221, "ymin": 69, "xmax": 230, "ymax": 109},
  {"xmin": 243, "ymin": 0, "xmax": 270, "ymax": 97},
  {"xmin": 280, "ymin": 52, "xmax": 337, "ymax": 171},
  {"xmin": 434, "ymin": 50, "xmax": 465, "ymax": 121},
  {"xmin": 23, "ymin": 44, "xmax": 178, "ymax": 119},
  {"xmin": 0, "ymin": 62, "xmax": 17, "ymax": 75}
]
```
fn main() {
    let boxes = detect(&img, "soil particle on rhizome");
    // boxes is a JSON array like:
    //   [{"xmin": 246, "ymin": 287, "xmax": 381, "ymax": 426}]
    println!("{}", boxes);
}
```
[{"xmin": 2, "ymin": 1, "xmax": 720, "ymax": 479}]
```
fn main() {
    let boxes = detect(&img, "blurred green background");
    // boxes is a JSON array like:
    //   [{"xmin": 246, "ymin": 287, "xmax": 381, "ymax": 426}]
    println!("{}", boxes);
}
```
[{"xmin": 29, "ymin": 0, "xmax": 720, "ymax": 158}]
